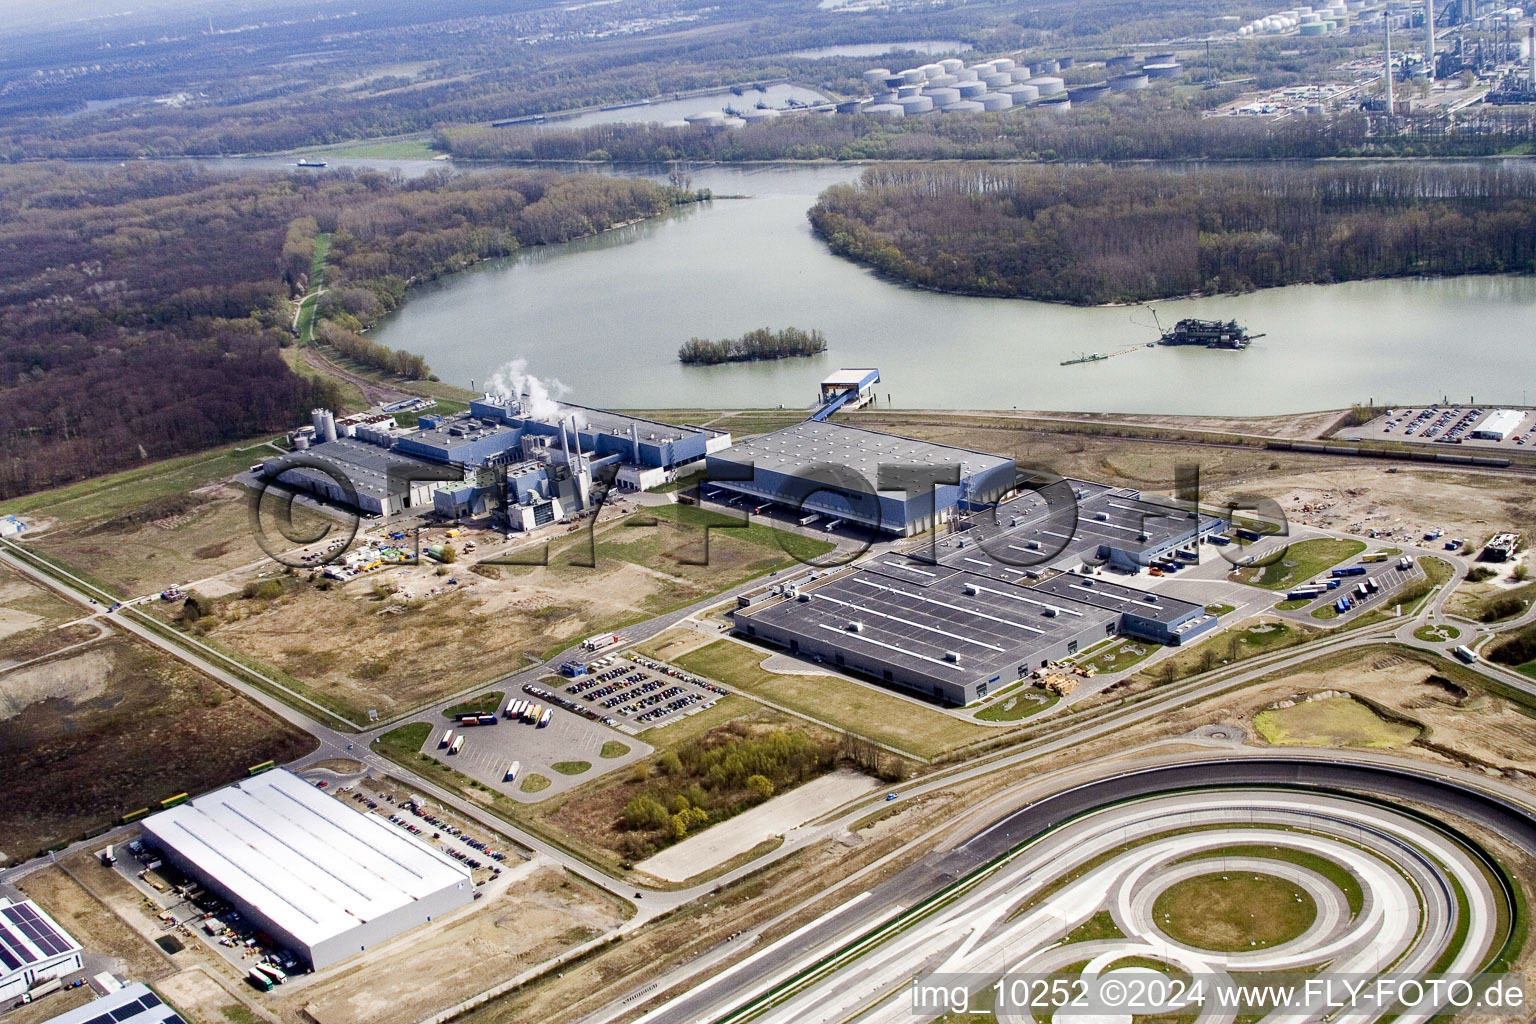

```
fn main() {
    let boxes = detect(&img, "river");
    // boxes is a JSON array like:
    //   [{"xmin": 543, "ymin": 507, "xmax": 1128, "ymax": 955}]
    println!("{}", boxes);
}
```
[{"xmin": 364, "ymin": 161, "xmax": 1536, "ymax": 414}]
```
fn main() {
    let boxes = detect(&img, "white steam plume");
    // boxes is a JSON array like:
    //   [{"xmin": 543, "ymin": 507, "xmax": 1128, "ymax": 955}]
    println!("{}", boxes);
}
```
[{"xmin": 485, "ymin": 359, "xmax": 570, "ymax": 422}]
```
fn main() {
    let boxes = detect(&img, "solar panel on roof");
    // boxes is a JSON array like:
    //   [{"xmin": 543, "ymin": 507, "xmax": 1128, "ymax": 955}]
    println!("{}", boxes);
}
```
[
  {"xmin": 139, "ymin": 993, "xmax": 162, "ymax": 1008},
  {"xmin": 110, "ymin": 1008, "xmax": 142, "ymax": 1023},
  {"xmin": 4, "ymin": 903, "xmax": 72, "ymax": 955},
  {"xmin": 0, "ymin": 937, "xmax": 23, "ymax": 970},
  {"xmin": 86, "ymin": 1014, "xmax": 115, "ymax": 1024}
]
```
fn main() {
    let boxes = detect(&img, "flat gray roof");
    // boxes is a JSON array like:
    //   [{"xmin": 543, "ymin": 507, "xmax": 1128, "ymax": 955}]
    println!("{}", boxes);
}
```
[
  {"xmin": 405, "ymin": 415, "xmax": 521, "ymax": 450},
  {"xmin": 1029, "ymin": 572, "xmax": 1203, "ymax": 626},
  {"xmin": 37, "ymin": 985, "xmax": 180, "ymax": 1024},
  {"xmin": 567, "ymin": 405, "xmax": 714, "ymax": 443},
  {"xmin": 743, "ymin": 565, "xmax": 1120, "ymax": 683},
  {"xmin": 710, "ymin": 421, "xmax": 1012, "ymax": 498},
  {"xmin": 141, "ymin": 770, "xmax": 471, "ymax": 950},
  {"xmin": 269, "ymin": 438, "xmax": 435, "ymax": 502}
]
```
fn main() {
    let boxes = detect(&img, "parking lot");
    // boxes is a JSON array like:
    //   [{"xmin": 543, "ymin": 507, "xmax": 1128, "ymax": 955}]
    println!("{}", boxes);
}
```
[
  {"xmin": 1270, "ymin": 553, "xmax": 1425, "ymax": 624},
  {"xmin": 1345, "ymin": 404, "xmax": 1536, "ymax": 450},
  {"xmin": 421, "ymin": 695, "xmax": 651, "ymax": 803},
  {"xmin": 557, "ymin": 654, "xmax": 731, "ymax": 728}
]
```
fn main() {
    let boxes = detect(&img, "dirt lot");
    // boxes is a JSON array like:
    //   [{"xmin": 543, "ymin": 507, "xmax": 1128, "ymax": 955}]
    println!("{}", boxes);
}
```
[
  {"xmin": 18, "ymin": 859, "xmax": 176, "ymax": 983},
  {"xmin": 0, "ymin": 635, "xmax": 315, "ymax": 861},
  {"xmin": 0, "ymin": 565, "xmax": 93, "ymax": 665},
  {"xmin": 26, "ymin": 483, "xmax": 330, "ymax": 600},
  {"xmin": 284, "ymin": 864, "xmax": 623, "ymax": 1024},
  {"xmin": 188, "ymin": 510, "xmax": 807, "ymax": 720}
]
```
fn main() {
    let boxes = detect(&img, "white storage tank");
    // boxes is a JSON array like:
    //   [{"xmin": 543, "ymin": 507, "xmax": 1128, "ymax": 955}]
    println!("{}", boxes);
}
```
[
  {"xmin": 863, "ymin": 102, "xmax": 906, "ymax": 117},
  {"xmin": 898, "ymin": 83, "xmax": 923, "ymax": 97},
  {"xmin": 942, "ymin": 100, "xmax": 985, "ymax": 113},
  {"xmin": 957, "ymin": 81, "xmax": 988, "ymax": 98},
  {"xmin": 1144, "ymin": 62, "xmax": 1183, "ymax": 78},
  {"xmin": 1110, "ymin": 72, "xmax": 1150, "ymax": 91},
  {"xmin": 954, "ymin": 68, "xmax": 979, "ymax": 82},
  {"xmin": 939, "ymin": 57, "xmax": 964, "ymax": 73},
  {"xmin": 1000, "ymin": 83, "xmax": 1040, "ymax": 102},
  {"xmin": 919, "ymin": 63, "xmax": 944, "ymax": 79},
  {"xmin": 923, "ymin": 86, "xmax": 962, "ymax": 106},
  {"xmin": 979, "ymin": 92, "xmax": 1013, "ymax": 109},
  {"xmin": 863, "ymin": 68, "xmax": 891, "ymax": 84},
  {"xmin": 883, "ymin": 75, "xmax": 907, "ymax": 90},
  {"xmin": 991, "ymin": 57, "xmax": 1016, "ymax": 71},
  {"xmin": 928, "ymin": 73, "xmax": 958, "ymax": 87},
  {"xmin": 980, "ymin": 72, "xmax": 1012, "ymax": 87},
  {"xmin": 898, "ymin": 94, "xmax": 935, "ymax": 112},
  {"xmin": 900, "ymin": 68, "xmax": 926, "ymax": 84},
  {"xmin": 1036, "ymin": 58, "xmax": 1060, "ymax": 74},
  {"xmin": 873, "ymin": 90, "xmax": 899, "ymax": 104},
  {"xmin": 835, "ymin": 100, "xmax": 863, "ymax": 114},
  {"xmin": 1036, "ymin": 94, "xmax": 1072, "ymax": 112},
  {"xmin": 740, "ymin": 107, "xmax": 780, "ymax": 122},
  {"xmin": 1028, "ymin": 75, "xmax": 1066, "ymax": 95},
  {"xmin": 684, "ymin": 111, "xmax": 726, "ymax": 126}
]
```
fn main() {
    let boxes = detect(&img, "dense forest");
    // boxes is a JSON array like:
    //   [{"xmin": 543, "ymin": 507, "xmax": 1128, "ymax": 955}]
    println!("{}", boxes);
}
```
[
  {"xmin": 806, "ymin": 163, "xmax": 1536, "ymax": 305},
  {"xmin": 446, "ymin": 103, "xmax": 1536, "ymax": 165},
  {"xmin": 0, "ymin": 164, "xmax": 695, "ymax": 498},
  {"xmin": 679, "ymin": 327, "xmax": 828, "ymax": 365}
]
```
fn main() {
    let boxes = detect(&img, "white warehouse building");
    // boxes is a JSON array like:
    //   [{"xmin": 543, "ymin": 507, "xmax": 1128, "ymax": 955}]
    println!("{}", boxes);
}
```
[
  {"xmin": 141, "ymin": 770, "xmax": 473, "ymax": 969},
  {"xmin": 1469, "ymin": 409, "xmax": 1524, "ymax": 441},
  {"xmin": 0, "ymin": 898, "xmax": 83, "ymax": 1002}
]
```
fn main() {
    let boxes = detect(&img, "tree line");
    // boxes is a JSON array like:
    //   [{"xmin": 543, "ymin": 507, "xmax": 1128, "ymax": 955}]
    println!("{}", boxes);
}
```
[
  {"xmin": 444, "ymin": 103, "xmax": 1536, "ymax": 165},
  {"xmin": 0, "ymin": 163, "xmax": 695, "ymax": 499},
  {"xmin": 806, "ymin": 162, "xmax": 1536, "ymax": 305},
  {"xmin": 679, "ymin": 326, "xmax": 828, "ymax": 365},
  {"xmin": 619, "ymin": 724, "xmax": 837, "ymax": 856}
]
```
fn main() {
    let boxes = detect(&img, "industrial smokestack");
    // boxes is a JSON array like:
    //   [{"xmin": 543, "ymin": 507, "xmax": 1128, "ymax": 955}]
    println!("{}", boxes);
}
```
[
  {"xmin": 1385, "ymin": 17, "xmax": 1395, "ymax": 113},
  {"xmin": 1530, "ymin": 26, "xmax": 1535, "ymax": 86},
  {"xmin": 1425, "ymin": 0, "xmax": 1436, "ymax": 79},
  {"xmin": 629, "ymin": 423, "xmax": 640, "ymax": 463}
]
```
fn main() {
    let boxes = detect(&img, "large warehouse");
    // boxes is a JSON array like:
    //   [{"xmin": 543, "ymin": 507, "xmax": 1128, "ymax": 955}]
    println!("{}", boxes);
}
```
[
  {"xmin": 0, "ymin": 898, "xmax": 82, "ymax": 1002},
  {"xmin": 141, "ymin": 770, "xmax": 472, "ymax": 969},
  {"xmin": 736, "ymin": 562, "xmax": 1213, "ymax": 704},
  {"xmin": 703, "ymin": 421, "xmax": 1018, "ymax": 536}
]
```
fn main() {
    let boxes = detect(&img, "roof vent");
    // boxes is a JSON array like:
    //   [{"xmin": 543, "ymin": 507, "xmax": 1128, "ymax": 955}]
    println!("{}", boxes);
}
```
[
  {"xmin": 847, "ymin": 621, "xmax": 863, "ymax": 632},
  {"xmin": 1095, "ymin": 511, "xmax": 1110, "ymax": 521},
  {"xmin": 1042, "ymin": 607, "xmax": 1058, "ymax": 617},
  {"xmin": 963, "ymin": 583, "xmax": 979, "ymax": 595},
  {"xmin": 944, "ymin": 651, "xmax": 960, "ymax": 662}
]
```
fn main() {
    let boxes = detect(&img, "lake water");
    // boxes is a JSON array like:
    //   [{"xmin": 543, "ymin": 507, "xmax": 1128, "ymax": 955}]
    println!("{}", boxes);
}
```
[
  {"xmin": 370, "ymin": 162, "xmax": 1536, "ymax": 415},
  {"xmin": 787, "ymin": 41, "xmax": 972, "ymax": 59}
]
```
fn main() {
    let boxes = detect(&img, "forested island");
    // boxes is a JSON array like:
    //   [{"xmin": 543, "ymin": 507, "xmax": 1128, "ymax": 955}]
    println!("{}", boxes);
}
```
[
  {"xmin": 0, "ymin": 164, "xmax": 701, "ymax": 498},
  {"xmin": 806, "ymin": 163, "xmax": 1536, "ymax": 306},
  {"xmin": 679, "ymin": 327, "xmax": 829, "ymax": 365}
]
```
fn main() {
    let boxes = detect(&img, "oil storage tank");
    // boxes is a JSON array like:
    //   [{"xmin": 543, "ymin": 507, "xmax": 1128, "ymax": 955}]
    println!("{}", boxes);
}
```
[
  {"xmin": 863, "ymin": 102, "xmax": 906, "ymax": 117},
  {"xmin": 1000, "ymin": 83, "xmax": 1040, "ymax": 102},
  {"xmin": 898, "ymin": 94, "xmax": 935, "ymax": 113},
  {"xmin": 957, "ymin": 81, "xmax": 988, "ymax": 98},
  {"xmin": 979, "ymin": 92, "xmax": 1014, "ymax": 109},
  {"xmin": 1143, "ymin": 62, "xmax": 1183, "ymax": 78},
  {"xmin": 1109, "ymin": 72, "xmax": 1150, "ymax": 91},
  {"xmin": 1067, "ymin": 82, "xmax": 1110, "ymax": 103},
  {"xmin": 863, "ymin": 68, "xmax": 891, "ymax": 84},
  {"xmin": 1028, "ymin": 75, "xmax": 1066, "ymax": 95},
  {"xmin": 923, "ymin": 86, "xmax": 962, "ymax": 106},
  {"xmin": 942, "ymin": 99, "xmax": 985, "ymax": 113}
]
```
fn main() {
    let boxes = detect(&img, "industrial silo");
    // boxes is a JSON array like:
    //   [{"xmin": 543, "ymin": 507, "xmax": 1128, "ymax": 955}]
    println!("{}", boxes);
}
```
[
  {"xmin": 320, "ymin": 410, "xmax": 337, "ymax": 443},
  {"xmin": 942, "ymin": 100, "xmax": 986, "ymax": 113},
  {"xmin": 1035, "ymin": 58, "xmax": 1060, "ymax": 74},
  {"xmin": 957, "ymin": 81, "xmax": 988, "ymax": 98},
  {"xmin": 1109, "ymin": 72, "xmax": 1150, "ymax": 91},
  {"xmin": 863, "ymin": 68, "xmax": 891, "ymax": 85},
  {"xmin": 979, "ymin": 92, "xmax": 1013, "ymax": 109},
  {"xmin": 898, "ymin": 94, "xmax": 935, "ymax": 113},
  {"xmin": 1027, "ymin": 75, "xmax": 1066, "ymax": 95},
  {"xmin": 923, "ymin": 86, "xmax": 962, "ymax": 106}
]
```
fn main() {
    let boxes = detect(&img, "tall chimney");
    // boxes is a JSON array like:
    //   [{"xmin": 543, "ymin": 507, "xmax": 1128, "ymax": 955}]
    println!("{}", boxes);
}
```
[
  {"xmin": 1425, "ymin": 0, "xmax": 1436, "ymax": 80},
  {"xmin": 630, "ymin": 423, "xmax": 640, "ymax": 463},
  {"xmin": 1530, "ymin": 26, "xmax": 1535, "ymax": 86},
  {"xmin": 1385, "ymin": 17, "xmax": 1395, "ymax": 113}
]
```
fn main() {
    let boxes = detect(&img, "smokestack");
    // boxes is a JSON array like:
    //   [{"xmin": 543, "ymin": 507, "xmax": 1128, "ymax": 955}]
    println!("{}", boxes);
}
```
[
  {"xmin": 1530, "ymin": 26, "xmax": 1535, "ymax": 86},
  {"xmin": 559, "ymin": 419, "xmax": 572, "ymax": 466},
  {"xmin": 630, "ymin": 423, "xmax": 640, "ymax": 463},
  {"xmin": 1425, "ymin": 0, "xmax": 1436, "ymax": 80},
  {"xmin": 1385, "ymin": 17, "xmax": 1395, "ymax": 113}
]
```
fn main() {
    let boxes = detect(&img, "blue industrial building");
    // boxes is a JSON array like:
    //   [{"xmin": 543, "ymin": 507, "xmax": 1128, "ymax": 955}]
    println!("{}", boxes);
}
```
[{"xmin": 703, "ymin": 420, "xmax": 1017, "ymax": 537}]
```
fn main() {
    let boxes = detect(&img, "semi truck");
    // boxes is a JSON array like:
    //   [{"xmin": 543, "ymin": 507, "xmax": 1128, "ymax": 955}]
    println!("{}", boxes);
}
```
[
  {"xmin": 1453, "ymin": 645, "xmax": 1477, "ymax": 664},
  {"xmin": 100, "ymin": 844, "xmax": 117, "ymax": 866},
  {"xmin": 253, "ymin": 963, "xmax": 286, "ymax": 985},
  {"xmin": 440, "ymin": 730, "xmax": 454, "ymax": 749},
  {"xmin": 538, "ymin": 708, "xmax": 553, "ymax": 728},
  {"xmin": 1331, "ymin": 565, "xmax": 1368, "ymax": 578},
  {"xmin": 449, "ymin": 735, "xmax": 465, "ymax": 755},
  {"xmin": 504, "ymin": 761, "xmax": 521, "ymax": 782},
  {"xmin": 247, "ymin": 969, "xmax": 274, "ymax": 993}
]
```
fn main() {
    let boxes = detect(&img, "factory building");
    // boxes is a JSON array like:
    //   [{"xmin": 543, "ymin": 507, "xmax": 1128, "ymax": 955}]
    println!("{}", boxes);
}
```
[
  {"xmin": 1470, "ymin": 409, "xmax": 1523, "ymax": 440},
  {"xmin": 0, "ymin": 898, "xmax": 83, "ymax": 1002},
  {"xmin": 260, "ymin": 439, "xmax": 443, "ymax": 518},
  {"xmin": 141, "ymin": 770, "xmax": 472, "ymax": 970},
  {"xmin": 703, "ymin": 420, "xmax": 1017, "ymax": 536},
  {"xmin": 38, "ymin": 985, "xmax": 186, "ymax": 1024},
  {"xmin": 735, "ymin": 562, "xmax": 1213, "ymax": 705}
]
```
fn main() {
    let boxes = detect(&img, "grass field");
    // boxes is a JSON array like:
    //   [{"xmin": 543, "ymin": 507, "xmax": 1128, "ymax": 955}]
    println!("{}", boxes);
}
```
[
  {"xmin": 1206, "ymin": 603, "xmax": 1236, "ymax": 617},
  {"xmin": 520, "ymin": 773, "xmax": 551, "ymax": 793},
  {"xmin": 671, "ymin": 640, "xmax": 986, "ymax": 759},
  {"xmin": 1153, "ymin": 873, "xmax": 1316, "ymax": 951},
  {"xmin": 1414, "ymin": 624, "xmax": 1461, "ymax": 642},
  {"xmin": 315, "ymin": 139, "xmax": 440, "ymax": 159},
  {"xmin": 1236, "ymin": 538, "xmax": 1367, "ymax": 591},
  {"xmin": 975, "ymin": 687, "xmax": 1057, "ymax": 722},
  {"xmin": 1445, "ymin": 579, "xmax": 1536, "ymax": 624},
  {"xmin": 1141, "ymin": 620, "xmax": 1304, "ymax": 683},
  {"xmin": 444, "ymin": 692, "xmax": 504, "ymax": 718},
  {"xmin": 1075, "ymin": 637, "xmax": 1159, "ymax": 675},
  {"xmin": 1177, "ymin": 842, "xmax": 1364, "ymax": 915},
  {"xmin": 600, "ymin": 741, "xmax": 630, "ymax": 758},
  {"xmin": 552, "ymin": 761, "xmax": 591, "ymax": 775},
  {"xmin": 1253, "ymin": 695, "xmax": 1420, "ymax": 748}
]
